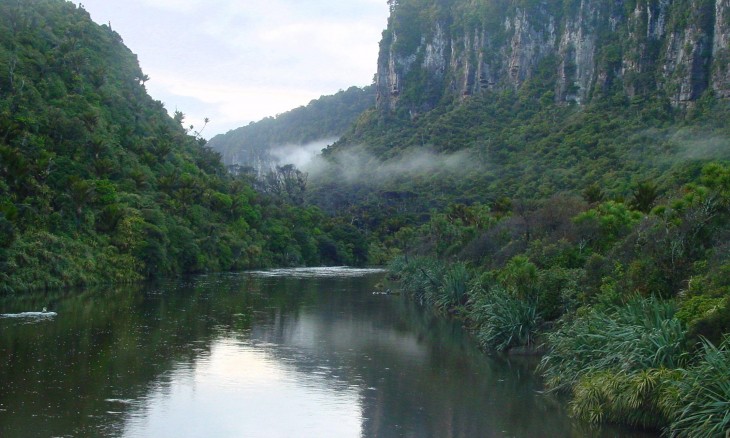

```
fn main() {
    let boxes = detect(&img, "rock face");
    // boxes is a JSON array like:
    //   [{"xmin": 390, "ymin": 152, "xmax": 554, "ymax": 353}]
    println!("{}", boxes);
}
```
[
  {"xmin": 712, "ymin": 0, "xmax": 730, "ymax": 98},
  {"xmin": 376, "ymin": 0, "xmax": 730, "ymax": 115}
]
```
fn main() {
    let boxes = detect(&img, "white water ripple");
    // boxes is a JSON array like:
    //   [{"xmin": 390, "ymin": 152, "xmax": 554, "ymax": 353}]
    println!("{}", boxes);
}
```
[{"xmin": 247, "ymin": 267, "xmax": 385, "ymax": 278}]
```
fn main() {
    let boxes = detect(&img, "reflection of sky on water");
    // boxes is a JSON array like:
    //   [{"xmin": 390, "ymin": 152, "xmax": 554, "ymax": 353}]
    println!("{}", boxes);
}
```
[
  {"xmin": 119, "ymin": 277, "xmax": 427, "ymax": 438},
  {"xmin": 122, "ymin": 339, "xmax": 362, "ymax": 438}
]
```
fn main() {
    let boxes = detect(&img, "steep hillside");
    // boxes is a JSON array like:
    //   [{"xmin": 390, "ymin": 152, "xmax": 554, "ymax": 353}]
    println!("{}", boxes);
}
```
[
  {"xmin": 208, "ymin": 85, "xmax": 375, "ymax": 173},
  {"xmin": 0, "ymin": 0, "xmax": 367, "ymax": 293},
  {"xmin": 311, "ymin": 0, "xmax": 730, "ymax": 231}
]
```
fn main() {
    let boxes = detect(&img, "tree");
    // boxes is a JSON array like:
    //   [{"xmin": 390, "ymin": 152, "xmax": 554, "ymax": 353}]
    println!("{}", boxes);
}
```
[
  {"xmin": 173, "ymin": 110, "xmax": 185, "ymax": 126},
  {"xmin": 258, "ymin": 164, "xmax": 308, "ymax": 206},
  {"xmin": 582, "ymin": 183, "xmax": 605, "ymax": 204},
  {"xmin": 629, "ymin": 181, "xmax": 658, "ymax": 213}
]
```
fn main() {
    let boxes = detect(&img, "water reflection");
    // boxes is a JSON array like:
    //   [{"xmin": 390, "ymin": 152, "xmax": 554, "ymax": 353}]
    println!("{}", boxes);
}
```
[
  {"xmin": 124, "ymin": 341, "xmax": 362, "ymax": 438},
  {"xmin": 0, "ymin": 269, "xmax": 657, "ymax": 438}
]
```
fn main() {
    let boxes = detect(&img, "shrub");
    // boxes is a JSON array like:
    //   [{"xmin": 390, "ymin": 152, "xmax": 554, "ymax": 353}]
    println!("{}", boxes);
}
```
[
  {"xmin": 498, "ymin": 255, "xmax": 538, "ymax": 300},
  {"xmin": 536, "ymin": 267, "xmax": 582, "ymax": 320},
  {"xmin": 676, "ymin": 295, "xmax": 730, "ymax": 346},
  {"xmin": 470, "ymin": 285, "xmax": 540, "ymax": 352},
  {"xmin": 438, "ymin": 262, "xmax": 470, "ymax": 310},
  {"xmin": 570, "ymin": 368, "xmax": 681, "ymax": 429},
  {"xmin": 388, "ymin": 256, "xmax": 445, "ymax": 305}
]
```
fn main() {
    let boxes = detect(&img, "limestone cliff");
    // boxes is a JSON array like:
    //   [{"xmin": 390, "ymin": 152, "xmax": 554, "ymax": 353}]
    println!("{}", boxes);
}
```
[{"xmin": 376, "ymin": 0, "xmax": 730, "ymax": 115}]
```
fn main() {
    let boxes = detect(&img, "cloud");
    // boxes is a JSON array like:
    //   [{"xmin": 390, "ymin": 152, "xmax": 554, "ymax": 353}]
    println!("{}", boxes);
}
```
[
  {"xmin": 136, "ymin": 0, "xmax": 207, "ymax": 13},
  {"xmin": 144, "ymin": 68, "xmax": 325, "ymax": 135},
  {"xmin": 631, "ymin": 127, "xmax": 730, "ymax": 166},
  {"xmin": 76, "ymin": 0, "xmax": 389, "ymax": 137},
  {"xmin": 670, "ymin": 129, "xmax": 730, "ymax": 161}
]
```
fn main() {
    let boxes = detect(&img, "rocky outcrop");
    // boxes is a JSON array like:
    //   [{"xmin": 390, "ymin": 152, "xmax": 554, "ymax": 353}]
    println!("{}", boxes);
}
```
[
  {"xmin": 712, "ymin": 0, "xmax": 730, "ymax": 97},
  {"xmin": 376, "ymin": 0, "xmax": 730, "ymax": 115}
]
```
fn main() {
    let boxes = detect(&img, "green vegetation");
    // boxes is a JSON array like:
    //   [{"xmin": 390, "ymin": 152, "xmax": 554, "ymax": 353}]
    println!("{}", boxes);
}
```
[
  {"xmin": 356, "ymin": 5, "xmax": 730, "ymax": 432},
  {"xmin": 471, "ymin": 283, "xmax": 540, "ymax": 352},
  {"xmin": 381, "ymin": 161, "xmax": 730, "ymax": 435},
  {"xmin": 0, "ymin": 0, "xmax": 367, "ymax": 293},
  {"xmin": 666, "ymin": 338, "xmax": 730, "ymax": 437}
]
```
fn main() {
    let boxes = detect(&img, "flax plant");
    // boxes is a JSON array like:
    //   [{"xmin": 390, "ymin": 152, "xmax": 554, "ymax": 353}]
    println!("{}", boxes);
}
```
[
  {"xmin": 540, "ymin": 296, "xmax": 688, "ymax": 392},
  {"xmin": 437, "ymin": 262, "xmax": 470, "ymax": 310},
  {"xmin": 664, "ymin": 337, "xmax": 730, "ymax": 438},
  {"xmin": 470, "ymin": 285, "xmax": 540, "ymax": 352}
]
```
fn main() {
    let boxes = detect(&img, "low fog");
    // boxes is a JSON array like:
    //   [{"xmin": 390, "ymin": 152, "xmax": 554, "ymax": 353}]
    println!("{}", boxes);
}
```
[
  {"xmin": 269, "ymin": 138, "xmax": 337, "ymax": 170},
  {"xmin": 669, "ymin": 129, "xmax": 730, "ymax": 161},
  {"xmin": 304, "ymin": 144, "xmax": 481, "ymax": 184},
  {"xmin": 261, "ymin": 137, "xmax": 482, "ymax": 186}
]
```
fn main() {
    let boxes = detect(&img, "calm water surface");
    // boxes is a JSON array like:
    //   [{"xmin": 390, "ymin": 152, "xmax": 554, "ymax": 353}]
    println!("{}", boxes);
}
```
[{"xmin": 0, "ymin": 268, "xmax": 657, "ymax": 437}]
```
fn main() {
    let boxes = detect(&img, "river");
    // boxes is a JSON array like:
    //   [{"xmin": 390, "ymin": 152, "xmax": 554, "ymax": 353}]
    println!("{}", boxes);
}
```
[{"xmin": 0, "ymin": 268, "xmax": 657, "ymax": 437}]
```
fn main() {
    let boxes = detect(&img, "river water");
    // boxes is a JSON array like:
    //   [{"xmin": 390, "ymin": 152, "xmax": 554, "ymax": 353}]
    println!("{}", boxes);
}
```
[{"xmin": 0, "ymin": 268, "xmax": 657, "ymax": 437}]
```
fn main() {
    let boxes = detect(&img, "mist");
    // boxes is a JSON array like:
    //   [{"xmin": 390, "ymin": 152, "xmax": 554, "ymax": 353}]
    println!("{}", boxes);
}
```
[
  {"xmin": 669, "ymin": 128, "xmax": 730, "ymax": 161},
  {"xmin": 269, "ymin": 138, "xmax": 338, "ymax": 170},
  {"xmin": 304, "ymin": 144, "xmax": 481, "ymax": 184}
]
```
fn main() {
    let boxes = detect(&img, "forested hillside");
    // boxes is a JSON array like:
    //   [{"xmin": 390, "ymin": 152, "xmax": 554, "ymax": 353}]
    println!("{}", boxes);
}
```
[
  {"xmin": 208, "ymin": 85, "xmax": 375, "ymax": 173},
  {"xmin": 0, "ymin": 0, "xmax": 367, "ymax": 293},
  {"xmin": 309, "ymin": 0, "xmax": 730, "ymax": 435}
]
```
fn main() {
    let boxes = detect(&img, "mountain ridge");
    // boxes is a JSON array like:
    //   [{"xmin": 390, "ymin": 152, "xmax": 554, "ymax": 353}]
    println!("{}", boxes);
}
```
[{"xmin": 208, "ymin": 85, "xmax": 375, "ymax": 172}]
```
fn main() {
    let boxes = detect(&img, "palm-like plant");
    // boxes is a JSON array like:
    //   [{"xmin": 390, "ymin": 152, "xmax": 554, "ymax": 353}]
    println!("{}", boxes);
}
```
[
  {"xmin": 629, "ymin": 181, "xmax": 659, "ymax": 213},
  {"xmin": 664, "ymin": 337, "xmax": 730, "ymax": 438},
  {"xmin": 540, "ymin": 297, "xmax": 687, "ymax": 392}
]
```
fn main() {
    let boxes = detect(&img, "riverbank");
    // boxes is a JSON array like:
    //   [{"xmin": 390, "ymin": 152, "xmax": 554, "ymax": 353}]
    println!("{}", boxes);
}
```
[{"xmin": 388, "ymin": 253, "xmax": 730, "ymax": 437}]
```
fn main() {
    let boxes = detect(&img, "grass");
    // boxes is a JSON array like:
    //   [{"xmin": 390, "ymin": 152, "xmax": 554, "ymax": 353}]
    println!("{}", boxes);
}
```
[
  {"xmin": 388, "ymin": 255, "xmax": 445, "ymax": 305},
  {"xmin": 438, "ymin": 262, "xmax": 469, "ymax": 309},
  {"xmin": 569, "ymin": 367, "xmax": 681, "ymax": 429}
]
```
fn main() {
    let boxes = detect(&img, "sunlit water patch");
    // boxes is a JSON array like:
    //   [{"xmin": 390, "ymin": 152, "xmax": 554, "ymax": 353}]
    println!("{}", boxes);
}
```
[
  {"xmin": 0, "ymin": 311, "xmax": 58, "ymax": 325},
  {"xmin": 122, "ymin": 340, "xmax": 362, "ymax": 438}
]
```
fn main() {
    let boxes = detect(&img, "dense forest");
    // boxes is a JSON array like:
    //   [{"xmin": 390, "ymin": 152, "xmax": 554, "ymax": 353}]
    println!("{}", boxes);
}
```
[
  {"xmin": 2, "ymin": 0, "xmax": 730, "ymax": 436},
  {"xmin": 0, "ymin": 0, "xmax": 368, "ymax": 293}
]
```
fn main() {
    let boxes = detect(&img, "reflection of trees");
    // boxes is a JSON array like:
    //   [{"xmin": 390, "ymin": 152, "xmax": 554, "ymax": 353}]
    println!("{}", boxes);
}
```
[
  {"xmin": 245, "ymin": 278, "xmax": 653, "ymax": 438},
  {"xmin": 356, "ymin": 299, "xmax": 550, "ymax": 438},
  {"xmin": 240, "ymin": 277, "xmax": 565, "ymax": 438},
  {"xmin": 0, "ymin": 276, "xmax": 268, "ymax": 437}
]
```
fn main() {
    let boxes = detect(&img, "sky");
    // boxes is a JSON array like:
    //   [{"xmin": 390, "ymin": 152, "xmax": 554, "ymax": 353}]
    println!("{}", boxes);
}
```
[{"xmin": 74, "ymin": 0, "xmax": 390, "ymax": 139}]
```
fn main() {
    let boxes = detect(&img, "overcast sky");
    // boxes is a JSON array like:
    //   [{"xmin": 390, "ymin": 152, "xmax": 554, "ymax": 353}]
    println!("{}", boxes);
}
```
[{"xmin": 74, "ymin": 0, "xmax": 389, "ymax": 139}]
